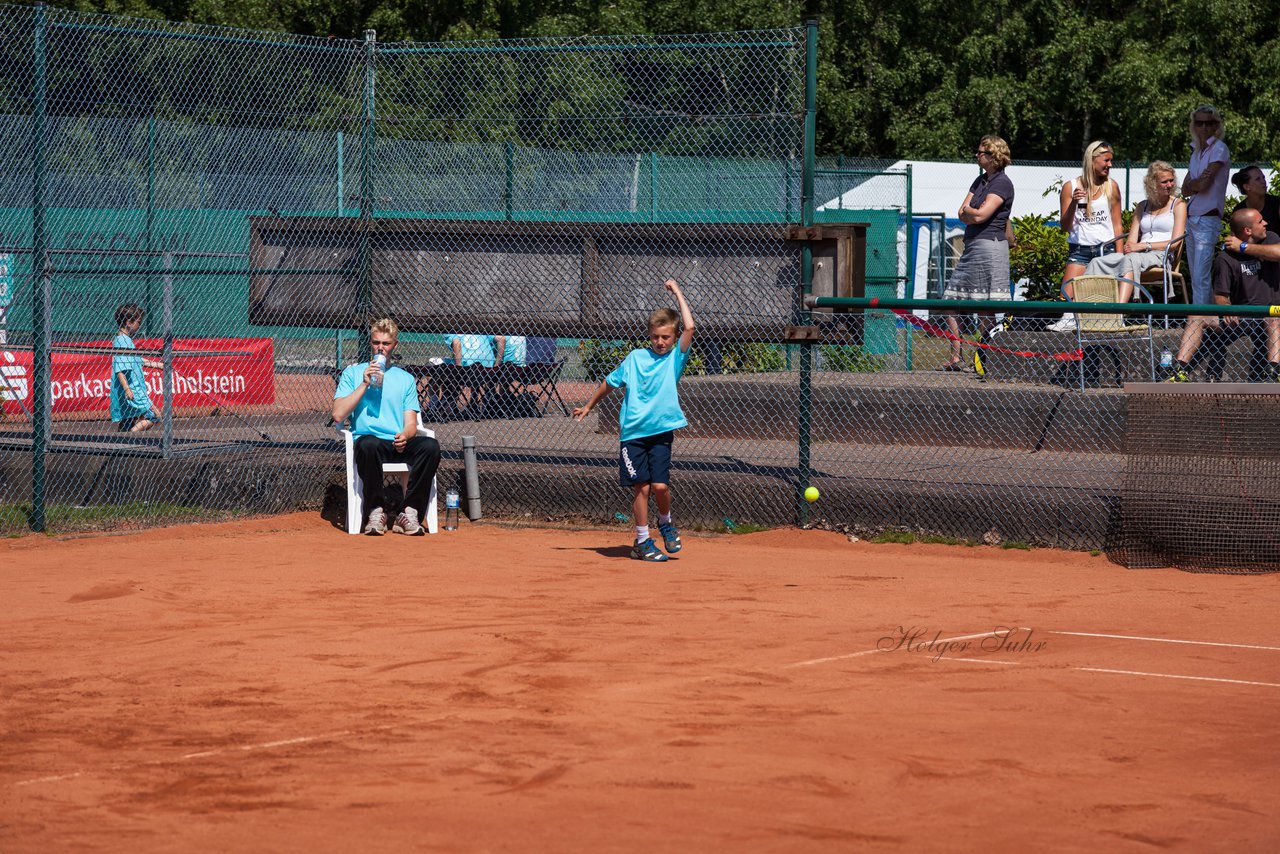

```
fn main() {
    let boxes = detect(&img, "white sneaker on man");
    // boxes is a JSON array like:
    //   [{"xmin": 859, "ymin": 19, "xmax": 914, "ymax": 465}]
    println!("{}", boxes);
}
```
[
  {"xmin": 393, "ymin": 506, "xmax": 423, "ymax": 536},
  {"xmin": 1046, "ymin": 314, "xmax": 1077, "ymax": 332},
  {"xmin": 363, "ymin": 506, "xmax": 387, "ymax": 536}
]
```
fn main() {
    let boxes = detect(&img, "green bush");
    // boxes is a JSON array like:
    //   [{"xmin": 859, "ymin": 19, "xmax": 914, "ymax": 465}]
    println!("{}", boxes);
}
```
[
  {"xmin": 819, "ymin": 345, "xmax": 886, "ymax": 373},
  {"xmin": 1009, "ymin": 213, "xmax": 1067, "ymax": 302}
]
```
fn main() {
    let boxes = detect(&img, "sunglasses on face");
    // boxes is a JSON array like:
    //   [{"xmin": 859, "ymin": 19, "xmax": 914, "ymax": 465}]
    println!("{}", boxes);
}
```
[{"xmin": 1194, "ymin": 119, "xmax": 1220, "ymax": 127}]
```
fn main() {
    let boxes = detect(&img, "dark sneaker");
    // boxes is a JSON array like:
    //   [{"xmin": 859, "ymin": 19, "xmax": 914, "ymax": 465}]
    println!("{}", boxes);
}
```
[
  {"xmin": 392, "ymin": 506, "xmax": 423, "ymax": 535},
  {"xmin": 363, "ymin": 506, "xmax": 387, "ymax": 535},
  {"xmin": 630, "ymin": 538, "xmax": 669, "ymax": 562},
  {"xmin": 1163, "ymin": 365, "xmax": 1189, "ymax": 383},
  {"xmin": 658, "ymin": 521, "xmax": 682, "ymax": 554}
]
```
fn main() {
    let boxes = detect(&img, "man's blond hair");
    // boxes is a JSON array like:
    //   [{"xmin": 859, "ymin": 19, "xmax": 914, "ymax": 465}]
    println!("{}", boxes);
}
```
[{"xmin": 371, "ymin": 317, "xmax": 399, "ymax": 341}]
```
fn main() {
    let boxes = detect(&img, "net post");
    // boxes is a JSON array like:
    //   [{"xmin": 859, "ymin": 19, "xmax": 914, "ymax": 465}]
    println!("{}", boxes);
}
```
[{"xmin": 161, "ymin": 252, "xmax": 174, "ymax": 460}]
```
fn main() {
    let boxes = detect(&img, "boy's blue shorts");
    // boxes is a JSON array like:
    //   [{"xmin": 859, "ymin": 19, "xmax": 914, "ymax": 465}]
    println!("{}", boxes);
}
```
[{"xmin": 619, "ymin": 431, "xmax": 673, "ymax": 487}]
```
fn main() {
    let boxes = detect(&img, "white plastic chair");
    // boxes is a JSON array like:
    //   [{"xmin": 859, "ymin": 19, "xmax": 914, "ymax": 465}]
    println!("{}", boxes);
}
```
[{"xmin": 342, "ymin": 412, "xmax": 438, "ymax": 535}]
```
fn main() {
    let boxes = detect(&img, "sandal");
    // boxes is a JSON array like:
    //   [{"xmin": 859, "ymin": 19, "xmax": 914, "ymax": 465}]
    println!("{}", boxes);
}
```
[{"xmin": 934, "ymin": 360, "xmax": 964, "ymax": 372}]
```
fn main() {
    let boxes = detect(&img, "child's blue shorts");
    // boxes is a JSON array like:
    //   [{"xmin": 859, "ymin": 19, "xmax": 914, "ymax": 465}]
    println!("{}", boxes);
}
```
[{"xmin": 619, "ymin": 431, "xmax": 673, "ymax": 487}]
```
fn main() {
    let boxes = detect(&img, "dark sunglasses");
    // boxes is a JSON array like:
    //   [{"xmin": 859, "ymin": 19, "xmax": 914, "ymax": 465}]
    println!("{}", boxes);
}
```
[{"xmin": 1194, "ymin": 119, "xmax": 1220, "ymax": 127}]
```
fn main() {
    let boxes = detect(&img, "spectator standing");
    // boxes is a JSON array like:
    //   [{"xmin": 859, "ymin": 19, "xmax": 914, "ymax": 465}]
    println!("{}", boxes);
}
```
[
  {"xmin": 1048, "ymin": 140, "xmax": 1125, "ymax": 331},
  {"xmin": 1181, "ymin": 105, "xmax": 1230, "ymax": 305},
  {"xmin": 939, "ymin": 135, "xmax": 1015, "ymax": 371}
]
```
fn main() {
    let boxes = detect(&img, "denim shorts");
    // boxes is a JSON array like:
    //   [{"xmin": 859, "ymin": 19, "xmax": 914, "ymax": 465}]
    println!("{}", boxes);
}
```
[{"xmin": 1066, "ymin": 242, "xmax": 1109, "ymax": 266}]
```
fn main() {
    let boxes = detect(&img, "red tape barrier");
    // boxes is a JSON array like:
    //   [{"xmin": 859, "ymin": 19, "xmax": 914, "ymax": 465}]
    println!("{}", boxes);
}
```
[{"xmin": 872, "ymin": 304, "xmax": 1082, "ymax": 362}]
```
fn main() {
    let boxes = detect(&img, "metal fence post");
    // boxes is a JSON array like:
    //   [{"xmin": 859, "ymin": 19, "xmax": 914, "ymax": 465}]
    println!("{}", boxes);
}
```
[
  {"xmin": 30, "ymin": 2, "xmax": 49, "ymax": 532},
  {"xmin": 161, "ymin": 252, "xmax": 174, "ymax": 459},
  {"xmin": 797, "ymin": 18, "xmax": 817, "ymax": 527},
  {"xmin": 356, "ymin": 29, "xmax": 376, "ymax": 362}
]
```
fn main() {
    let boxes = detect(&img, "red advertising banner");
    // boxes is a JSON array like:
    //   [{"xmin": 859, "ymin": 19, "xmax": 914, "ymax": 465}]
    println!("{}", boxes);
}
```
[{"xmin": 0, "ymin": 337, "xmax": 275, "ymax": 416}]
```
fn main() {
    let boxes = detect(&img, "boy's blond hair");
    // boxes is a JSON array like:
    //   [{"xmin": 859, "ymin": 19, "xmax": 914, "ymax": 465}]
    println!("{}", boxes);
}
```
[
  {"xmin": 647, "ymin": 307, "xmax": 678, "ymax": 331},
  {"xmin": 371, "ymin": 317, "xmax": 399, "ymax": 341}
]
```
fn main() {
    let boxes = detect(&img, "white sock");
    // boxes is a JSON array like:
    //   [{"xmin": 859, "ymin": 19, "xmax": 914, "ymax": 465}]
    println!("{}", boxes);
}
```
[
  {"xmin": 636, "ymin": 525, "xmax": 649, "ymax": 543},
  {"xmin": 658, "ymin": 513, "xmax": 672, "ymax": 524}
]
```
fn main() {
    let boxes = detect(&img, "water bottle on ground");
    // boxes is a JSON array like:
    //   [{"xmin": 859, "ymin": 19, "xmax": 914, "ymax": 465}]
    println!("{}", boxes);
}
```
[
  {"xmin": 445, "ymin": 489, "xmax": 460, "ymax": 530},
  {"xmin": 1160, "ymin": 349, "xmax": 1173, "ymax": 370},
  {"xmin": 370, "ymin": 353, "xmax": 386, "ymax": 387}
]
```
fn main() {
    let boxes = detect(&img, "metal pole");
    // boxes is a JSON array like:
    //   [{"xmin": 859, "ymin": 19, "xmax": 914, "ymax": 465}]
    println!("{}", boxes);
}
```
[
  {"xmin": 462, "ymin": 435, "xmax": 481, "ymax": 521},
  {"xmin": 805, "ymin": 295, "xmax": 1269, "ymax": 317},
  {"xmin": 30, "ymin": 2, "xmax": 49, "ymax": 532},
  {"xmin": 356, "ymin": 29, "xmax": 376, "ymax": 362},
  {"xmin": 145, "ymin": 116, "xmax": 156, "ymax": 334},
  {"xmin": 650, "ymin": 152, "xmax": 658, "ymax": 221},
  {"xmin": 335, "ymin": 130, "xmax": 344, "ymax": 215},
  {"xmin": 796, "ymin": 19, "xmax": 817, "ymax": 528},
  {"xmin": 161, "ymin": 252, "xmax": 174, "ymax": 459},
  {"xmin": 504, "ymin": 141, "xmax": 514, "ymax": 221}
]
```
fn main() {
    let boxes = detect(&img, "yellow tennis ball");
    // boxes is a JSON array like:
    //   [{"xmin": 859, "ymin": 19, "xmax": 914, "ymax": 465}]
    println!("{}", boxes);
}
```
[{"xmin": 804, "ymin": 486, "xmax": 820, "ymax": 503}]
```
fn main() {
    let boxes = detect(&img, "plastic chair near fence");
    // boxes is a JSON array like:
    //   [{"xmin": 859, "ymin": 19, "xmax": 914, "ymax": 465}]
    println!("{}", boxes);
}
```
[
  {"xmin": 341, "ymin": 412, "xmax": 439, "ymax": 535},
  {"xmin": 1138, "ymin": 234, "xmax": 1188, "ymax": 327},
  {"xmin": 1062, "ymin": 274, "xmax": 1156, "ymax": 391}
]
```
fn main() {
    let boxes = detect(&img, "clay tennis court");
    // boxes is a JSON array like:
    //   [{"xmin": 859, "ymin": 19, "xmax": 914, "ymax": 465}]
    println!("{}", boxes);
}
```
[{"xmin": 3, "ymin": 516, "xmax": 1278, "ymax": 851}]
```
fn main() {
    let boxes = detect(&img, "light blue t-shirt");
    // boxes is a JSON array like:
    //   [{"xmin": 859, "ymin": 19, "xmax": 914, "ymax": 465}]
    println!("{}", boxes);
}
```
[
  {"xmin": 605, "ymin": 343, "xmax": 691, "ymax": 441},
  {"xmin": 334, "ymin": 363, "xmax": 420, "ymax": 440},
  {"xmin": 447, "ymin": 334, "xmax": 497, "ymax": 367},
  {"xmin": 109, "ymin": 332, "xmax": 154, "ymax": 422},
  {"xmin": 502, "ymin": 336, "xmax": 527, "ymax": 366}
]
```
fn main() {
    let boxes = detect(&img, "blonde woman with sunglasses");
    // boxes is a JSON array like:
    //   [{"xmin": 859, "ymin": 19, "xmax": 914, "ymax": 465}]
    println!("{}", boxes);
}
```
[{"xmin": 1181, "ymin": 105, "xmax": 1230, "ymax": 305}]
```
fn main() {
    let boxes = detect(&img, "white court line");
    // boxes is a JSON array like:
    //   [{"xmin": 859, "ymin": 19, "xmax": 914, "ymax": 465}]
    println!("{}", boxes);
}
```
[
  {"xmin": 1050, "ymin": 630, "xmax": 1280, "ymax": 652},
  {"xmin": 785, "ymin": 630, "xmax": 1007, "ymax": 668},
  {"xmin": 14, "ymin": 726, "xmax": 398, "ymax": 787},
  {"xmin": 13, "ymin": 771, "xmax": 82, "ymax": 788},
  {"xmin": 1078, "ymin": 667, "xmax": 1280, "ymax": 689}
]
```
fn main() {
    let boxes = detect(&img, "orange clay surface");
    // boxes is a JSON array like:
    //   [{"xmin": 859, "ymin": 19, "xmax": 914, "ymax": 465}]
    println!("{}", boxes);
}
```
[{"xmin": 3, "ymin": 515, "xmax": 1279, "ymax": 852}]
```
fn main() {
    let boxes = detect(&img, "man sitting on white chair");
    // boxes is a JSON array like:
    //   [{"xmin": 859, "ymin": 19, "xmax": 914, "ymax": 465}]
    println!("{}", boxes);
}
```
[{"xmin": 332, "ymin": 317, "xmax": 441, "ymax": 535}]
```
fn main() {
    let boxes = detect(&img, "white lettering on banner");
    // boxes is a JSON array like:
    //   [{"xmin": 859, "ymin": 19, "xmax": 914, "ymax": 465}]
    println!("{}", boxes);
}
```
[
  {"xmin": 146, "ymin": 369, "xmax": 249, "ymax": 398},
  {"xmin": 49, "ymin": 374, "xmax": 111, "ymax": 401}
]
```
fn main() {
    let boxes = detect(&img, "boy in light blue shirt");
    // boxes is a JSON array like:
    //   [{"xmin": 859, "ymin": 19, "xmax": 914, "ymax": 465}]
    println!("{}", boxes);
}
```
[
  {"xmin": 334, "ymin": 317, "xmax": 441, "ymax": 536},
  {"xmin": 574, "ymin": 279, "xmax": 695, "ymax": 562}
]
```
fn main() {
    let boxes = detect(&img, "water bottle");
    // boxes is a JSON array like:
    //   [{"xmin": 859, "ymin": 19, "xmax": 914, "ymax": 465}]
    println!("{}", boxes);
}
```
[
  {"xmin": 444, "ymin": 489, "xmax": 460, "ymax": 530},
  {"xmin": 370, "ymin": 353, "xmax": 386, "ymax": 387},
  {"xmin": 1160, "ymin": 349, "xmax": 1173, "ymax": 369}
]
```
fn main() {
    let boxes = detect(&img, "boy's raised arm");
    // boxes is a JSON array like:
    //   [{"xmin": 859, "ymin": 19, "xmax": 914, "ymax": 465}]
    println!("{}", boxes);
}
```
[{"xmin": 664, "ymin": 278, "xmax": 695, "ymax": 352}]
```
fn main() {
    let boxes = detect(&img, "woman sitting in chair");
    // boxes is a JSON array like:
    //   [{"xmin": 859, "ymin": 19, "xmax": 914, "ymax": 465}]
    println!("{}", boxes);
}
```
[
  {"xmin": 1229, "ymin": 164, "xmax": 1280, "ymax": 229},
  {"xmin": 1047, "ymin": 140, "xmax": 1126, "ymax": 331},
  {"xmin": 1083, "ymin": 160, "xmax": 1186, "ymax": 302}
]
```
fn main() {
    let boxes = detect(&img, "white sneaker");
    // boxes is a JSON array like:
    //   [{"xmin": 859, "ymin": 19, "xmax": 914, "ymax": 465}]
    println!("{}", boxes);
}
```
[
  {"xmin": 1045, "ymin": 314, "xmax": 1077, "ymax": 332},
  {"xmin": 393, "ymin": 506, "xmax": 423, "ymax": 536},
  {"xmin": 363, "ymin": 506, "xmax": 387, "ymax": 535}
]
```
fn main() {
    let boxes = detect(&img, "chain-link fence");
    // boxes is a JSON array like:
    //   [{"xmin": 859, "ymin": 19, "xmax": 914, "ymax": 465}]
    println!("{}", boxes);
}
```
[{"xmin": 3, "ymin": 6, "xmax": 1264, "ymax": 568}]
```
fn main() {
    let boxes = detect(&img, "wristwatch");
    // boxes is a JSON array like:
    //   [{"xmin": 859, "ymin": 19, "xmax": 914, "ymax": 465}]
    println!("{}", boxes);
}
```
[{"xmin": 1240, "ymin": 242, "xmax": 1249, "ymax": 253}]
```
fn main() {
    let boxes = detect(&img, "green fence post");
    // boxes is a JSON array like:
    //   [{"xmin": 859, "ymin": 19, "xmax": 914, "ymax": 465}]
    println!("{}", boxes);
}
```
[
  {"xmin": 30, "ymin": 2, "xmax": 49, "ymax": 532},
  {"xmin": 356, "ymin": 29, "xmax": 376, "ymax": 362},
  {"xmin": 903, "ymin": 163, "xmax": 914, "ymax": 370},
  {"xmin": 797, "ymin": 18, "xmax": 817, "ymax": 527}
]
